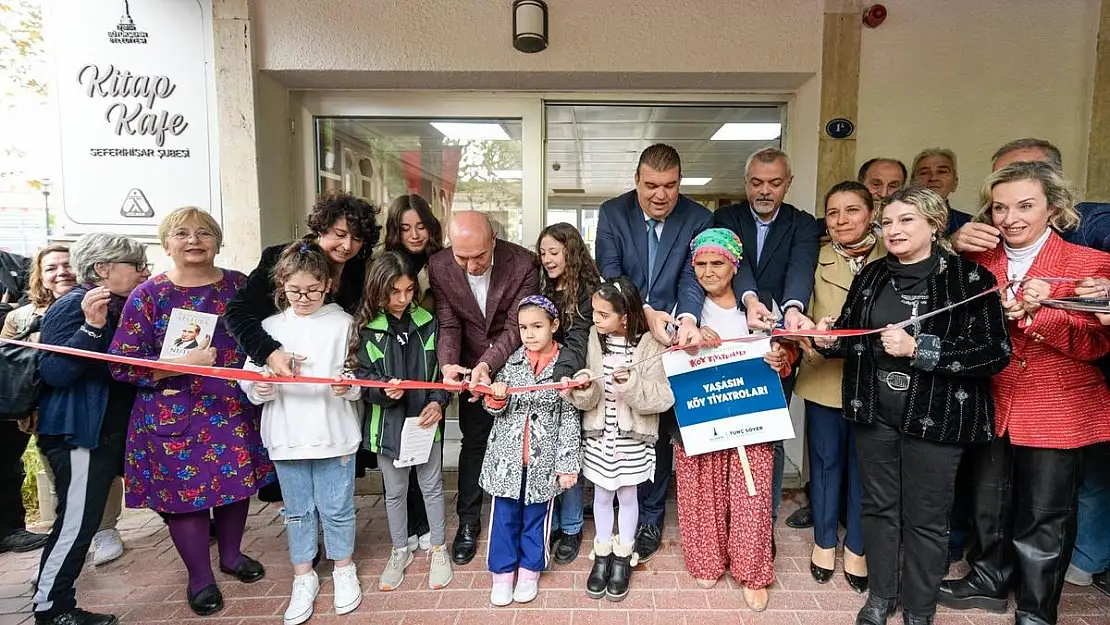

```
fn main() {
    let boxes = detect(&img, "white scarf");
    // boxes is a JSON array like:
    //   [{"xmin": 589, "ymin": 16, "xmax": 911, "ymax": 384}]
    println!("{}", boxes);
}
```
[{"xmin": 1004, "ymin": 228, "xmax": 1051, "ymax": 296}]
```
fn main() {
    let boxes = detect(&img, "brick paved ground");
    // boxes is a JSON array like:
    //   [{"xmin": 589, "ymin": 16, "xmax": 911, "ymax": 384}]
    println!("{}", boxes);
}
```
[{"xmin": 1, "ymin": 492, "xmax": 1108, "ymax": 625}]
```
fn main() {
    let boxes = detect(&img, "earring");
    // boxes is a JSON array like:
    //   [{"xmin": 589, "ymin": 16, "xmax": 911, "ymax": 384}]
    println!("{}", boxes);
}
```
[{"xmin": 931, "ymin": 233, "xmax": 937, "ymax": 242}]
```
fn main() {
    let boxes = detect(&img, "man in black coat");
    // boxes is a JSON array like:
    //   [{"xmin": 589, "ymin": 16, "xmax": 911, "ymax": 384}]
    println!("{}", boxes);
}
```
[
  {"xmin": 712, "ymin": 148, "xmax": 820, "ymax": 538},
  {"xmin": 0, "ymin": 249, "xmax": 49, "ymax": 554}
]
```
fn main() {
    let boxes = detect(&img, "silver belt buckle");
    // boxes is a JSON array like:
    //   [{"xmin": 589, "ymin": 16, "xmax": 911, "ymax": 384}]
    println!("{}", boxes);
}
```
[{"xmin": 880, "ymin": 371, "xmax": 911, "ymax": 391}]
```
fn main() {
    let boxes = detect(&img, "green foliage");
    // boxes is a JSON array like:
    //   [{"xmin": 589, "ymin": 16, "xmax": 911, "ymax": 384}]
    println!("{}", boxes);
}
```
[
  {"xmin": 21, "ymin": 435, "xmax": 42, "ymax": 517},
  {"xmin": 0, "ymin": 0, "xmax": 46, "ymax": 98},
  {"xmin": 448, "ymin": 138, "xmax": 523, "ymax": 211}
]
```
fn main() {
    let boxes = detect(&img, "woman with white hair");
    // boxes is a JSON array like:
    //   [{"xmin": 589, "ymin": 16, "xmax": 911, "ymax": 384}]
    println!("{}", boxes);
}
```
[{"xmin": 33, "ymin": 232, "xmax": 149, "ymax": 625}]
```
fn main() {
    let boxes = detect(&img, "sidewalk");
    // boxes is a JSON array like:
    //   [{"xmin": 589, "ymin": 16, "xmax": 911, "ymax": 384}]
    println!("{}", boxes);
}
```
[{"xmin": 1, "ymin": 493, "xmax": 1107, "ymax": 625}]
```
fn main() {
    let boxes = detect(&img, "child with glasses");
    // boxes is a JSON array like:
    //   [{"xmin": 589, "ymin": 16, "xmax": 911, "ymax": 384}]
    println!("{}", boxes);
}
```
[{"xmin": 239, "ymin": 241, "xmax": 364, "ymax": 625}]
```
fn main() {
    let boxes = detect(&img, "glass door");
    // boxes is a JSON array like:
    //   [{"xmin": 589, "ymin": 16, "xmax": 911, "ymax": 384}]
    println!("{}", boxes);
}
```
[{"xmin": 296, "ymin": 93, "xmax": 543, "ymax": 452}]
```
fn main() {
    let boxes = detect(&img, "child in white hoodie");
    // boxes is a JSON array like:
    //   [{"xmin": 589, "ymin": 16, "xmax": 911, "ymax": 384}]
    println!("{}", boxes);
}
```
[{"xmin": 240, "ymin": 242, "xmax": 363, "ymax": 625}]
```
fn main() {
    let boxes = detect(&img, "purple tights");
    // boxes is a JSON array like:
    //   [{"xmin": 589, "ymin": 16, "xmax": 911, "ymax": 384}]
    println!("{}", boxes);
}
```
[{"xmin": 166, "ymin": 498, "xmax": 251, "ymax": 595}]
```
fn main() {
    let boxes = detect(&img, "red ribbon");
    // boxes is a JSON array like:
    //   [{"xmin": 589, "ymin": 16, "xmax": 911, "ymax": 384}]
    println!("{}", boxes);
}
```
[{"xmin": 0, "ymin": 276, "xmax": 1065, "ymax": 396}]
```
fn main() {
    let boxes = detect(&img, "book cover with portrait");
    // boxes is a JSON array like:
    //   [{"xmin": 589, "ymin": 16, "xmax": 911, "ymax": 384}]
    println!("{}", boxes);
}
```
[{"xmin": 159, "ymin": 308, "xmax": 217, "ymax": 360}]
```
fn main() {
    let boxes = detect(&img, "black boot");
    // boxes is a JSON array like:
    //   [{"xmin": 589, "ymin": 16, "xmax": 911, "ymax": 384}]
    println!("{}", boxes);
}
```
[
  {"xmin": 902, "ymin": 612, "xmax": 933, "ymax": 625},
  {"xmin": 606, "ymin": 539, "xmax": 633, "ymax": 602},
  {"xmin": 855, "ymin": 593, "xmax": 897, "ymax": 625},
  {"xmin": 555, "ymin": 531, "xmax": 583, "ymax": 565},
  {"xmin": 586, "ymin": 540, "xmax": 612, "ymax": 600},
  {"xmin": 936, "ymin": 569, "xmax": 1008, "ymax": 613}
]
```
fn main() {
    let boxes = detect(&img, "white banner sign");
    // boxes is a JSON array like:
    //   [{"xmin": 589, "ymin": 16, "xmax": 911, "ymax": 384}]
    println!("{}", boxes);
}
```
[
  {"xmin": 49, "ymin": 0, "xmax": 220, "ymax": 237},
  {"xmin": 662, "ymin": 338, "xmax": 795, "ymax": 456}
]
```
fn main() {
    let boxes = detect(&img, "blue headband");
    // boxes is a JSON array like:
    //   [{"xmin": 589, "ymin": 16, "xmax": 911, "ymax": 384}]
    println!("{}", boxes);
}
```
[{"xmin": 519, "ymin": 294, "xmax": 560, "ymax": 320}]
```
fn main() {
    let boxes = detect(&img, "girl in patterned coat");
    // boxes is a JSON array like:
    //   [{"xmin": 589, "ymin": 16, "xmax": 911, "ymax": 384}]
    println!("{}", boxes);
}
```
[
  {"xmin": 566, "ymin": 277, "xmax": 674, "ymax": 603},
  {"xmin": 481, "ymin": 295, "xmax": 582, "ymax": 607}
]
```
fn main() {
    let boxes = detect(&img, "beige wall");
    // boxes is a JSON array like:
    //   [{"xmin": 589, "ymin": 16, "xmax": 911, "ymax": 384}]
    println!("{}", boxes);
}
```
[
  {"xmin": 856, "ymin": 0, "xmax": 1101, "ymax": 213},
  {"xmin": 253, "ymin": 0, "xmax": 823, "ymax": 90},
  {"xmin": 254, "ymin": 73, "xmax": 298, "ymax": 248}
]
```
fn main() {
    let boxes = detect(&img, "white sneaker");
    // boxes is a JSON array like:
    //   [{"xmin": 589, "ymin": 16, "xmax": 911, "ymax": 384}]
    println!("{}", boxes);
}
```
[
  {"xmin": 332, "ymin": 563, "xmax": 362, "ymax": 614},
  {"xmin": 490, "ymin": 573, "xmax": 514, "ymax": 607},
  {"xmin": 406, "ymin": 532, "xmax": 433, "ymax": 553},
  {"xmin": 284, "ymin": 570, "xmax": 319, "ymax": 625},
  {"xmin": 378, "ymin": 548, "xmax": 414, "ymax": 591},
  {"xmin": 91, "ymin": 529, "xmax": 124, "ymax": 566},
  {"xmin": 512, "ymin": 568, "xmax": 540, "ymax": 604},
  {"xmin": 428, "ymin": 545, "xmax": 453, "ymax": 589}
]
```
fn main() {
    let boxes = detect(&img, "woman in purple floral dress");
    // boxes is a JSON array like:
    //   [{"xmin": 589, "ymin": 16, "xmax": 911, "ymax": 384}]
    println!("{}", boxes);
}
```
[{"xmin": 109, "ymin": 207, "xmax": 275, "ymax": 617}]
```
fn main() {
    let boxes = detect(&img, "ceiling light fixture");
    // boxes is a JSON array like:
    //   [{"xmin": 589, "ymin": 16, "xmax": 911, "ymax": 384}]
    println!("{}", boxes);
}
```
[
  {"xmin": 682, "ymin": 177, "xmax": 712, "ymax": 186},
  {"xmin": 430, "ymin": 122, "xmax": 510, "ymax": 141},
  {"xmin": 513, "ymin": 0, "xmax": 549, "ymax": 53},
  {"xmin": 710, "ymin": 123, "xmax": 782, "ymax": 141}
]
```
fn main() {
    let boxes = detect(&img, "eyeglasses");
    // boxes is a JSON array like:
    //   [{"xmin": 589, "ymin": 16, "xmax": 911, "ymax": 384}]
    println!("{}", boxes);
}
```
[
  {"xmin": 284, "ymin": 288, "xmax": 327, "ymax": 302},
  {"xmin": 169, "ymin": 230, "xmax": 217, "ymax": 241},
  {"xmin": 126, "ymin": 262, "xmax": 153, "ymax": 273}
]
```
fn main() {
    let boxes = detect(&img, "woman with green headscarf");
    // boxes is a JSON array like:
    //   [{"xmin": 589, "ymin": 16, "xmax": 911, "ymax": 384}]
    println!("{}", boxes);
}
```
[{"xmin": 673, "ymin": 228, "xmax": 799, "ymax": 612}]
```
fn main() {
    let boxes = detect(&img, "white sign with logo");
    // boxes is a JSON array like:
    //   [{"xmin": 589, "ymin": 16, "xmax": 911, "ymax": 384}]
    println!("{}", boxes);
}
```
[{"xmin": 48, "ymin": 0, "xmax": 221, "ymax": 236}]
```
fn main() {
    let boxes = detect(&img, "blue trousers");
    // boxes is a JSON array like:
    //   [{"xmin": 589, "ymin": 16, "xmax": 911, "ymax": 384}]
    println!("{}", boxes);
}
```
[
  {"xmin": 552, "ymin": 476, "xmax": 584, "ymax": 535},
  {"xmin": 806, "ymin": 401, "xmax": 864, "ymax": 554},
  {"xmin": 1071, "ymin": 442, "xmax": 1110, "ymax": 574},
  {"xmin": 487, "ymin": 469, "xmax": 554, "ymax": 574},
  {"xmin": 638, "ymin": 408, "xmax": 676, "ymax": 528}
]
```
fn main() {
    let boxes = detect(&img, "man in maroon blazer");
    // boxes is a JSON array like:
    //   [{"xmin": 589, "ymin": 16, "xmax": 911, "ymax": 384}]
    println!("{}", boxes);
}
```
[{"xmin": 428, "ymin": 211, "xmax": 539, "ymax": 565}]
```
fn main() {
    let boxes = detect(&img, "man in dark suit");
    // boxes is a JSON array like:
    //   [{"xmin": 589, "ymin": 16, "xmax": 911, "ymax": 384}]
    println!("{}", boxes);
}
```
[
  {"xmin": 594, "ymin": 143, "xmax": 712, "ymax": 562},
  {"xmin": 911, "ymin": 147, "xmax": 971, "ymax": 233},
  {"xmin": 713, "ymin": 147, "xmax": 820, "ymax": 533},
  {"xmin": 428, "ymin": 211, "xmax": 539, "ymax": 565}
]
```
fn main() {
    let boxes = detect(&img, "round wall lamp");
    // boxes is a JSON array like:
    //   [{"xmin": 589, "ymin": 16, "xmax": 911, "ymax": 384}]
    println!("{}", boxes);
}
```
[{"xmin": 512, "ymin": 0, "xmax": 548, "ymax": 53}]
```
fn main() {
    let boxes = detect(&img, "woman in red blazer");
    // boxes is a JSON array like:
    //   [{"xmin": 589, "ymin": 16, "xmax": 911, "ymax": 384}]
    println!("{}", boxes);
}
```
[{"xmin": 939, "ymin": 161, "xmax": 1110, "ymax": 625}]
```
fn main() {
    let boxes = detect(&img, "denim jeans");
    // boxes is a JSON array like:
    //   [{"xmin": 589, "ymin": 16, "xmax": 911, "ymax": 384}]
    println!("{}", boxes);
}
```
[
  {"xmin": 1071, "ymin": 442, "xmax": 1110, "ymax": 574},
  {"xmin": 273, "ymin": 455, "xmax": 357, "ymax": 565},
  {"xmin": 551, "ymin": 477, "xmax": 584, "ymax": 535}
]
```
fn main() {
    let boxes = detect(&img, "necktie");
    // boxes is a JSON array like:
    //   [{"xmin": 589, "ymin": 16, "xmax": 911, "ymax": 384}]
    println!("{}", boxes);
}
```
[
  {"xmin": 756, "ymin": 222, "xmax": 770, "ymax": 263},
  {"xmin": 647, "ymin": 219, "xmax": 660, "ymax": 290}
]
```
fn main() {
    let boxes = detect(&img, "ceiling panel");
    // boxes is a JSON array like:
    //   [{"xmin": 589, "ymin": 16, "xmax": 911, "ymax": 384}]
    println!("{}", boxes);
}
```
[
  {"xmin": 544, "ymin": 104, "xmax": 784, "ymax": 195},
  {"xmin": 649, "ymin": 107, "xmax": 733, "ymax": 123},
  {"xmin": 569, "ymin": 106, "xmax": 653, "ymax": 124},
  {"xmin": 545, "ymin": 139, "xmax": 579, "ymax": 153},
  {"xmin": 574, "ymin": 123, "xmax": 646, "ymax": 140},
  {"xmin": 546, "ymin": 123, "xmax": 578, "ymax": 139}
]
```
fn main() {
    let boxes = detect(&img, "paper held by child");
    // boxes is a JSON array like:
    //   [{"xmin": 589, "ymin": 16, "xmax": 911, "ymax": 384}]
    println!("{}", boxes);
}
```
[
  {"xmin": 159, "ymin": 308, "xmax": 218, "ymax": 360},
  {"xmin": 394, "ymin": 417, "xmax": 437, "ymax": 468}
]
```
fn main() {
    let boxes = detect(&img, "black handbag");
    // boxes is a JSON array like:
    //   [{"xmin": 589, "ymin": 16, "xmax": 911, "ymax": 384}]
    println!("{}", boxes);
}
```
[{"xmin": 0, "ymin": 315, "xmax": 43, "ymax": 421}]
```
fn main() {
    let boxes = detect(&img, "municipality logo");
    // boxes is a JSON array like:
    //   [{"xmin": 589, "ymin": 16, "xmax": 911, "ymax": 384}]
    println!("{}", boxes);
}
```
[
  {"xmin": 120, "ymin": 188, "xmax": 154, "ymax": 218},
  {"xmin": 108, "ymin": 0, "xmax": 148, "ymax": 44}
]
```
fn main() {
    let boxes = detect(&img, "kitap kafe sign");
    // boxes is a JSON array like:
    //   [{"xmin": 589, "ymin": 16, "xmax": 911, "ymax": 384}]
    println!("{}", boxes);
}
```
[{"xmin": 49, "ymin": 0, "xmax": 220, "ymax": 236}]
